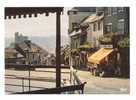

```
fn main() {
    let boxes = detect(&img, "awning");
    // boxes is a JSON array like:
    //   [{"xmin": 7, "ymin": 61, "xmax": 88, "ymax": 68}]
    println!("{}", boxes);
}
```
[{"xmin": 88, "ymin": 48, "xmax": 113, "ymax": 64}]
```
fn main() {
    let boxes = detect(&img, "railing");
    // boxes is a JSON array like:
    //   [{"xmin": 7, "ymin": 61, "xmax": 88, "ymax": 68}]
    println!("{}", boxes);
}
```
[
  {"xmin": 14, "ymin": 82, "xmax": 86, "ymax": 94},
  {"xmin": 5, "ymin": 63, "xmax": 70, "ymax": 69},
  {"xmin": 5, "ymin": 63, "xmax": 86, "ymax": 94},
  {"xmin": 5, "ymin": 76, "xmax": 48, "ymax": 93}
]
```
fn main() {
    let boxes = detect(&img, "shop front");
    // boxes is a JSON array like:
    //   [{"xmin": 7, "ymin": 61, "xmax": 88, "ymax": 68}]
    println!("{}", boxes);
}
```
[{"xmin": 87, "ymin": 48, "xmax": 118, "ymax": 77}]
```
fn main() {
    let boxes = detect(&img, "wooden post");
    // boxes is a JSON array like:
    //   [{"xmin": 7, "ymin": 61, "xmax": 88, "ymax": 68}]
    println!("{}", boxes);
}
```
[
  {"xmin": 22, "ymin": 78, "xmax": 24, "ymax": 92},
  {"xmin": 56, "ymin": 11, "xmax": 61, "ymax": 88},
  {"xmin": 28, "ymin": 65, "xmax": 31, "ymax": 92},
  {"xmin": 27, "ymin": 50, "xmax": 31, "ymax": 92}
]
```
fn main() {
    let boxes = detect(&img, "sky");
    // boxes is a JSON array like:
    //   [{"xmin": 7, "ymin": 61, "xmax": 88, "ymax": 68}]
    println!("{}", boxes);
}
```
[{"xmin": 5, "ymin": 7, "xmax": 72, "ymax": 38}]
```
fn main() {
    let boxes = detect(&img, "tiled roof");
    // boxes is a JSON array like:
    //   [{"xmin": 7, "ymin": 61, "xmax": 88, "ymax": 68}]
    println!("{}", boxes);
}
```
[
  {"xmin": 16, "ymin": 41, "xmax": 48, "ymax": 55},
  {"xmin": 83, "ymin": 14, "xmax": 104, "ymax": 23},
  {"xmin": 5, "ymin": 48, "xmax": 18, "ymax": 53}
]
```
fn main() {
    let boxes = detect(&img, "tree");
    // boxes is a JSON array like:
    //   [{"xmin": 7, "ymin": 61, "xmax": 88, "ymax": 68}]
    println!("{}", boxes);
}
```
[
  {"xmin": 117, "ymin": 36, "xmax": 130, "ymax": 77},
  {"xmin": 117, "ymin": 36, "xmax": 129, "ymax": 48},
  {"xmin": 99, "ymin": 32, "xmax": 116, "ymax": 44}
]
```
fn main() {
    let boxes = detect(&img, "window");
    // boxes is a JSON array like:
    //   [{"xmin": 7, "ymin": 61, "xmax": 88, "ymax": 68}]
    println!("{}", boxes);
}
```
[
  {"xmin": 107, "ymin": 8, "xmax": 112, "ymax": 16},
  {"xmin": 68, "ymin": 11, "xmax": 77, "ymax": 15},
  {"xmin": 93, "ymin": 23, "xmax": 97, "ymax": 31},
  {"xmin": 118, "ymin": 7, "xmax": 124, "ymax": 12},
  {"xmin": 112, "ymin": 8, "xmax": 117, "ymax": 15},
  {"xmin": 72, "ymin": 22, "xmax": 79, "ymax": 30},
  {"xmin": 98, "ymin": 21, "xmax": 101, "ymax": 30},
  {"xmin": 72, "ymin": 23, "xmax": 76, "ymax": 28},
  {"xmin": 118, "ymin": 19, "xmax": 124, "ymax": 35},
  {"xmin": 73, "ymin": 11, "xmax": 77, "ymax": 14},
  {"xmin": 106, "ymin": 23, "xmax": 112, "ymax": 33}
]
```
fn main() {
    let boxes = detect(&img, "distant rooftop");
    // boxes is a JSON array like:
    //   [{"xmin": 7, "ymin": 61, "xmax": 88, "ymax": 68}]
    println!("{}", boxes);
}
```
[
  {"xmin": 5, "ymin": 48, "xmax": 18, "ymax": 54},
  {"xmin": 70, "ymin": 7, "xmax": 96, "ymax": 12}
]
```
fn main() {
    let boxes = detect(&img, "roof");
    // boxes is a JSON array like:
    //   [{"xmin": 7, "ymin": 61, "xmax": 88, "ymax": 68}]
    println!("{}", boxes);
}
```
[
  {"xmin": 16, "ymin": 41, "xmax": 48, "ymax": 55},
  {"xmin": 31, "ymin": 43, "xmax": 48, "ymax": 55},
  {"xmin": 5, "ymin": 7, "xmax": 63, "ymax": 19},
  {"xmin": 83, "ymin": 14, "xmax": 104, "ymax": 23},
  {"xmin": 5, "ymin": 48, "xmax": 19, "ymax": 59},
  {"xmin": 5, "ymin": 48, "xmax": 18, "ymax": 53},
  {"xmin": 71, "ymin": 7, "xmax": 96, "ymax": 12},
  {"xmin": 88, "ymin": 48, "xmax": 113, "ymax": 64}
]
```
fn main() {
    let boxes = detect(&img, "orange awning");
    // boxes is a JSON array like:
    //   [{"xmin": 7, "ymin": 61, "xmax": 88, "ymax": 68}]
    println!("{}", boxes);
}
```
[{"xmin": 88, "ymin": 48, "xmax": 113, "ymax": 64}]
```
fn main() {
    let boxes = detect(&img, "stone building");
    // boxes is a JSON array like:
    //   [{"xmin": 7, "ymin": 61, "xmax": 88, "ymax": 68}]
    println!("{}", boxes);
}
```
[
  {"xmin": 82, "ymin": 13, "xmax": 104, "ymax": 48},
  {"xmin": 68, "ymin": 7, "xmax": 129, "ymax": 77},
  {"xmin": 5, "ymin": 33, "xmax": 48, "ymax": 65},
  {"xmin": 96, "ymin": 7, "xmax": 129, "ymax": 47},
  {"xmin": 103, "ymin": 7, "xmax": 129, "ymax": 36},
  {"xmin": 68, "ymin": 7, "xmax": 96, "ymax": 68},
  {"xmin": 15, "ymin": 32, "xmax": 28, "ymax": 44},
  {"xmin": 68, "ymin": 7, "xmax": 96, "ymax": 34},
  {"xmin": 15, "ymin": 40, "xmax": 48, "ymax": 64}
]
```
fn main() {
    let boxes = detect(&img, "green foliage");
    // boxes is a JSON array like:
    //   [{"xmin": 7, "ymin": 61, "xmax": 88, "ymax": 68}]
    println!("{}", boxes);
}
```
[
  {"xmin": 99, "ymin": 32, "xmax": 117, "ymax": 44},
  {"xmin": 79, "ymin": 41, "xmax": 92, "ymax": 49},
  {"xmin": 117, "ymin": 36, "xmax": 129, "ymax": 48},
  {"xmin": 99, "ymin": 37, "xmax": 112, "ymax": 44},
  {"xmin": 103, "ymin": 32, "xmax": 116, "ymax": 37},
  {"xmin": 84, "ymin": 41, "xmax": 91, "ymax": 45},
  {"xmin": 71, "ymin": 48, "xmax": 80, "ymax": 54}
]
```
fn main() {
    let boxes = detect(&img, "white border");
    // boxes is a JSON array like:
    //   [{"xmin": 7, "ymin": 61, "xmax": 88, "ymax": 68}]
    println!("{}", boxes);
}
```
[{"xmin": 1, "ymin": 0, "xmax": 136, "ymax": 100}]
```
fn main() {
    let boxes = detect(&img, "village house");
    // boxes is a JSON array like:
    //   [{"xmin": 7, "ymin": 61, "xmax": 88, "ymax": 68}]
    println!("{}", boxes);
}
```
[
  {"xmin": 68, "ymin": 7, "xmax": 96, "ymax": 68},
  {"xmin": 15, "ymin": 40, "xmax": 48, "ymax": 64},
  {"xmin": 68, "ymin": 7, "xmax": 129, "ymax": 77},
  {"xmin": 68, "ymin": 7, "xmax": 96, "ymax": 34},
  {"xmin": 101, "ymin": 7, "xmax": 129, "ymax": 77},
  {"xmin": 5, "ymin": 33, "xmax": 49, "ymax": 66},
  {"xmin": 96, "ymin": 7, "xmax": 129, "ymax": 47},
  {"xmin": 82, "ymin": 12, "xmax": 104, "ymax": 48},
  {"xmin": 87, "ymin": 7, "xmax": 129, "ymax": 77},
  {"xmin": 5, "ymin": 47, "xmax": 24, "ymax": 64}
]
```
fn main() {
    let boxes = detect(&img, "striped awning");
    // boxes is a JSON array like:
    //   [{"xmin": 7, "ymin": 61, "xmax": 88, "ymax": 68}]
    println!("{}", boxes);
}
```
[{"xmin": 88, "ymin": 48, "xmax": 113, "ymax": 64}]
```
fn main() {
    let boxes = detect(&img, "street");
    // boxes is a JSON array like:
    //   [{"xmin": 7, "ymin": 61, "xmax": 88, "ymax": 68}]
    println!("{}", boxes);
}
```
[
  {"xmin": 5, "ymin": 7, "xmax": 130, "ymax": 95},
  {"xmin": 76, "ymin": 70, "xmax": 130, "ymax": 94},
  {"xmin": 5, "ymin": 68, "xmax": 129, "ymax": 94}
]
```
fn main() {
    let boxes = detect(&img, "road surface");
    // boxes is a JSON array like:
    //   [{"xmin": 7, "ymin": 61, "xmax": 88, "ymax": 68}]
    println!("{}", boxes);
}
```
[
  {"xmin": 5, "ymin": 68, "xmax": 130, "ymax": 94},
  {"xmin": 76, "ymin": 70, "xmax": 130, "ymax": 94}
]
